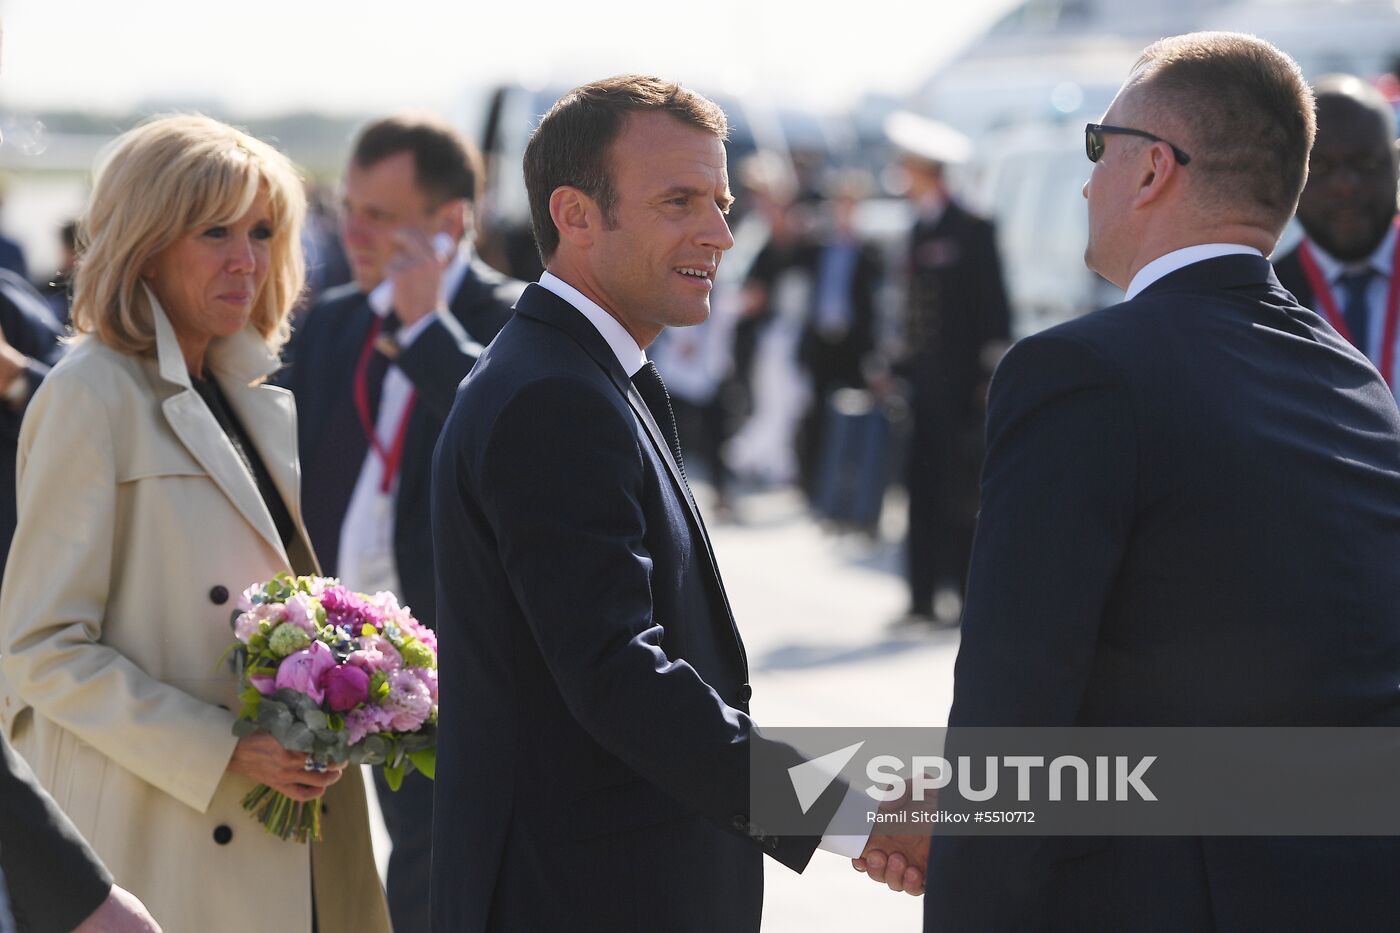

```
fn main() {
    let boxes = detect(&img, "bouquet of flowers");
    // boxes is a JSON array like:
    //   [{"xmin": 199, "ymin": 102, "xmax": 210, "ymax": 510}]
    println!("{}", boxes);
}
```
[{"xmin": 226, "ymin": 573, "xmax": 437, "ymax": 842}]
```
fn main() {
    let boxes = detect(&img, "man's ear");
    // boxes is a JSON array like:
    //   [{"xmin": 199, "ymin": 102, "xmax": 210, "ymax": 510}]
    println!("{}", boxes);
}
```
[
  {"xmin": 549, "ymin": 186, "xmax": 598, "ymax": 250},
  {"xmin": 434, "ymin": 198, "xmax": 469, "ymax": 243},
  {"xmin": 1130, "ymin": 143, "xmax": 1180, "ymax": 211}
]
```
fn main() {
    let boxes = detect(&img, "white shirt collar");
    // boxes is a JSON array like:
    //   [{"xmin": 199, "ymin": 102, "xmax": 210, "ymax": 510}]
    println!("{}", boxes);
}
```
[
  {"xmin": 538, "ymin": 270, "xmax": 647, "ymax": 377},
  {"xmin": 1125, "ymin": 243, "xmax": 1264, "ymax": 300},
  {"xmin": 1305, "ymin": 223, "xmax": 1397, "ymax": 284}
]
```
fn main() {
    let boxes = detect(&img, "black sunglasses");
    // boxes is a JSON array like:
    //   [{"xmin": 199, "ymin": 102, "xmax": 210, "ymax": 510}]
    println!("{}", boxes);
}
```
[{"xmin": 1085, "ymin": 123, "xmax": 1192, "ymax": 166}]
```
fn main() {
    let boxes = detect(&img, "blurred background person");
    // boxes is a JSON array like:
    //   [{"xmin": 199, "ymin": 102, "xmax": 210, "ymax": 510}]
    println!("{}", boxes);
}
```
[
  {"xmin": 885, "ymin": 111, "xmax": 1010, "ymax": 626},
  {"xmin": 0, "ymin": 186, "xmax": 26, "ymax": 282},
  {"xmin": 798, "ymin": 170, "xmax": 883, "ymax": 507},
  {"xmin": 32, "ymin": 219, "xmax": 75, "ymax": 327},
  {"xmin": 0, "ymin": 263, "xmax": 62, "ymax": 588},
  {"xmin": 0, "ymin": 114, "xmax": 388, "ymax": 933},
  {"xmin": 726, "ymin": 170, "xmax": 815, "ymax": 486},
  {"xmin": 1274, "ymin": 74, "xmax": 1400, "ymax": 392},
  {"xmin": 280, "ymin": 112, "xmax": 521, "ymax": 933}
]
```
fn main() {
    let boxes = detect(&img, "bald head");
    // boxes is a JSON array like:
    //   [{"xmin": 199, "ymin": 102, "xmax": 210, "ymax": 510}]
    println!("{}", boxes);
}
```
[{"xmin": 1297, "ymin": 74, "xmax": 1399, "ymax": 261}]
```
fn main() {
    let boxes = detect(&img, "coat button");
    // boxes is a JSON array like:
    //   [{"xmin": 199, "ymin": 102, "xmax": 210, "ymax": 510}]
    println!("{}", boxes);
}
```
[
  {"xmin": 209, "ymin": 585, "xmax": 230, "ymax": 605},
  {"xmin": 213, "ymin": 825, "xmax": 233, "ymax": 845},
  {"xmin": 731, "ymin": 814, "xmax": 748, "ymax": 831},
  {"xmin": 738, "ymin": 684, "xmax": 753, "ymax": 703}
]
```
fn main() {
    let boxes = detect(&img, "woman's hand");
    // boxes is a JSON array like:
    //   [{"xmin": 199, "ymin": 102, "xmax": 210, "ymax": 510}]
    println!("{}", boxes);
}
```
[{"xmin": 227, "ymin": 732, "xmax": 346, "ymax": 801}]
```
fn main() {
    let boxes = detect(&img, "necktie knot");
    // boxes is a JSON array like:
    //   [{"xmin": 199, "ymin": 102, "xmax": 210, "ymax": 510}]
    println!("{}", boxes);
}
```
[{"xmin": 1336, "ymin": 268, "xmax": 1376, "ymax": 352}]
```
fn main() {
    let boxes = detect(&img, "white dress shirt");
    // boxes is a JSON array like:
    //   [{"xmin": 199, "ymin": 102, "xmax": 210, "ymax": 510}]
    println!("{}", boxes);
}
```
[
  {"xmin": 1124, "ymin": 243, "xmax": 1264, "ymax": 300},
  {"xmin": 335, "ymin": 252, "xmax": 471, "ymax": 596},
  {"xmin": 1301, "ymin": 224, "xmax": 1398, "ymax": 385},
  {"xmin": 539, "ymin": 270, "xmax": 872, "ymax": 859}
]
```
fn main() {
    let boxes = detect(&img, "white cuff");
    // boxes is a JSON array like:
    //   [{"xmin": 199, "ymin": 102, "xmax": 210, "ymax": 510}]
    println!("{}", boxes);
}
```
[
  {"xmin": 818, "ymin": 782, "xmax": 875, "ymax": 858},
  {"xmin": 393, "ymin": 309, "xmax": 440, "ymax": 350}
]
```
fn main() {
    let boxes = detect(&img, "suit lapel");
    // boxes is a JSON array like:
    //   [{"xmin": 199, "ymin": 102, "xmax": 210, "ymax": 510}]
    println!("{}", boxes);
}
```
[{"xmin": 515, "ymin": 285, "xmax": 746, "ymax": 663}]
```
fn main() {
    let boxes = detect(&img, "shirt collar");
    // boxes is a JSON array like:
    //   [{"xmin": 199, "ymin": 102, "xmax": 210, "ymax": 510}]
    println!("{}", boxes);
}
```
[
  {"xmin": 538, "ymin": 270, "xmax": 647, "ymax": 377},
  {"xmin": 1125, "ymin": 243, "xmax": 1264, "ymax": 300},
  {"xmin": 1305, "ymin": 222, "xmax": 1398, "ymax": 284}
]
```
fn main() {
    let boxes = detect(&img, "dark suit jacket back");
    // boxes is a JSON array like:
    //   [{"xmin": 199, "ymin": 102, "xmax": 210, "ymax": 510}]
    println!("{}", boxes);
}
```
[
  {"xmin": 429, "ymin": 285, "xmax": 837, "ymax": 933},
  {"xmin": 928, "ymin": 255, "xmax": 1400, "ymax": 932}
]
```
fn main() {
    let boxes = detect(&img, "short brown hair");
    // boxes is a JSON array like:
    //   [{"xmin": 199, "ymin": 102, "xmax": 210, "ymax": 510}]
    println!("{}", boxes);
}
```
[
  {"xmin": 523, "ymin": 75, "xmax": 728, "ymax": 262},
  {"xmin": 351, "ymin": 112, "xmax": 483, "ymax": 207},
  {"xmin": 72, "ymin": 114, "xmax": 306, "ymax": 357},
  {"xmin": 1131, "ymin": 32, "xmax": 1315, "ymax": 230}
]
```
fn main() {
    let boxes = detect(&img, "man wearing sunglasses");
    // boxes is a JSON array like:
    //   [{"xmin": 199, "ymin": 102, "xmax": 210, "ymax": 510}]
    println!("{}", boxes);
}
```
[
  {"xmin": 858, "ymin": 31, "xmax": 1400, "ymax": 932},
  {"xmin": 1274, "ymin": 75, "xmax": 1400, "ymax": 392}
]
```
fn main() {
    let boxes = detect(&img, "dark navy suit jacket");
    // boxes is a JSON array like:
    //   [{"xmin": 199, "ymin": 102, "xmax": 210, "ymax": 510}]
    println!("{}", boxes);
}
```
[
  {"xmin": 926, "ymin": 255, "xmax": 1400, "ymax": 932},
  {"xmin": 0, "ymin": 270, "xmax": 63, "ymax": 584},
  {"xmin": 280, "ymin": 258, "xmax": 520, "ymax": 627},
  {"xmin": 429, "ymin": 284, "xmax": 840, "ymax": 932}
]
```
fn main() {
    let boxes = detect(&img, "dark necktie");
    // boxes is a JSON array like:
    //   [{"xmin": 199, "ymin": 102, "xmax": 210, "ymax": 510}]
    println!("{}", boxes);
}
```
[
  {"xmin": 364, "ymin": 311, "xmax": 402, "ymax": 424},
  {"xmin": 1337, "ymin": 269, "xmax": 1375, "ymax": 355},
  {"xmin": 632, "ymin": 361, "xmax": 687, "ymax": 480}
]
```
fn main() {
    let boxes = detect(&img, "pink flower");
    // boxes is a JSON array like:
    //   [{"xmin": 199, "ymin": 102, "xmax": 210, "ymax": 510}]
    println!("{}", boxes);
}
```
[
  {"xmin": 233, "ymin": 602, "xmax": 287, "ymax": 644},
  {"xmin": 347, "ymin": 636, "xmax": 402, "ymax": 674},
  {"xmin": 384, "ymin": 669, "xmax": 433, "ymax": 732},
  {"xmin": 399, "ymin": 618, "xmax": 437, "ymax": 654},
  {"xmin": 237, "ymin": 583, "xmax": 264, "ymax": 613},
  {"xmin": 282, "ymin": 593, "xmax": 321, "ymax": 636},
  {"xmin": 321, "ymin": 664, "xmax": 370, "ymax": 712},
  {"xmin": 410, "ymin": 666, "xmax": 438, "ymax": 704},
  {"xmin": 274, "ymin": 641, "xmax": 336, "ymax": 704},
  {"xmin": 249, "ymin": 672, "xmax": 277, "ymax": 696},
  {"xmin": 345, "ymin": 704, "xmax": 393, "ymax": 744}
]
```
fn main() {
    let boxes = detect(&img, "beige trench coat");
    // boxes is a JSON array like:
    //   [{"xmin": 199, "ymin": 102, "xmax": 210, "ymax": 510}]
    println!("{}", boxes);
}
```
[{"xmin": 0, "ymin": 295, "xmax": 390, "ymax": 933}]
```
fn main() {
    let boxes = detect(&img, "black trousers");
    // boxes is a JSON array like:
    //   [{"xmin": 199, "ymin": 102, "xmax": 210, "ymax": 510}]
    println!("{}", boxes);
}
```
[
  {"xmin": 374, "ymin": 766, "xmax": 435, "ymax": 933},
  {"xmin": 905, "ymin": 378, "xmax": 982, "ymax": 613}
]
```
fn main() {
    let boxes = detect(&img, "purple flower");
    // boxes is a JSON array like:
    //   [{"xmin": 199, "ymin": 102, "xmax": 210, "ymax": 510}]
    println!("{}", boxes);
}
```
[
  {"xmin": 320, "ymin": 585, "xmax": 373, "ymax": 632},
  {"xmin": 345, "ymin": 704, "xmax": 394, "ymax": 744},
  {"xmin": 274, "ymin": 641, "xmax": 336, "ymax": 705},
  {"xmin": 249, "ymin": 672, "xmax": 277, "ymax": 696},
  {"xmin": 384, "ymin": 669, "xmax": 434, "ymax": 732},
  {"xmin": 321, "ymin": 664, "xmax": 370, "ymax": 712}
]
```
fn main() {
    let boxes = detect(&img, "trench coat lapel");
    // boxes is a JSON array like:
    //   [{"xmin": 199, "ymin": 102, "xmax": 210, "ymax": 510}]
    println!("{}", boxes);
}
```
[{"xmin": 147, "ymin": 289, "xmax": 298, "ymax": 568}]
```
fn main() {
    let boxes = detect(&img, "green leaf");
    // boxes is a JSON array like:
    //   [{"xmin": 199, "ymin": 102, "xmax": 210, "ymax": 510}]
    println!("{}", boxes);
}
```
[
  {"xmin": 382, "ymin": 762, "xmax": 404, "ymax": 791},
  {"xmin": 407, "ymin": 748, "xmax": 436, "ymax": 780}
]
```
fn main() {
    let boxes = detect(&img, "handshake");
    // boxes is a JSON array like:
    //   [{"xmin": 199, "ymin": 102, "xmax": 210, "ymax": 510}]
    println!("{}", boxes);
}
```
[{"xmin": 850, "ymin": 791, "xmax": 934, "ymax": 897}]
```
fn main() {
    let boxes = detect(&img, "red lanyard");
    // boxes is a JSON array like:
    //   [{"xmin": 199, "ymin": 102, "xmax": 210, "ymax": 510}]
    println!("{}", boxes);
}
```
[
  {"xmin": 1298, "ymin": 226, "xmax": 1400, "ymax": 388},
  {"xmin": 353, "ymin": 316, "xmax": 418, "ymax": 493}
]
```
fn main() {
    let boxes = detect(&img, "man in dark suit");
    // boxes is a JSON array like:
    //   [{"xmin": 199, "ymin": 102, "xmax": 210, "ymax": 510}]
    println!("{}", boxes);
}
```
[
  {"xmin": 857, "ymin": 32, "xmax": 1400, "ymax": 931},
  {"xmin": 280, "ymin": 113, "xmax": 522, "ymax": 933},
  {"xmin": 1273, "ymin": 75, "xmax": 1400, "ymax": 391},
  {"xmin": 2, "ymin": 734, "xmax": 163, "ymax": 932},
  {"xmin": 0, "ymin": 269, "xmax": 64, "ymax": 586},
  {"xmin": 886, "ymin": 113, "xmax": 1011, "ymax": 624},
  {"xmin": 430, "ymin": 76, "xmax": 861, "ymax": 932}
]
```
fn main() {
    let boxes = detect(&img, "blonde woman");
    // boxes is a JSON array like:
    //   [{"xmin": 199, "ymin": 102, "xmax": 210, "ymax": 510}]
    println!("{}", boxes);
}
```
[{"xmin": 0, "ymin": 115, "xmax": 389, "ymax": 932}]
